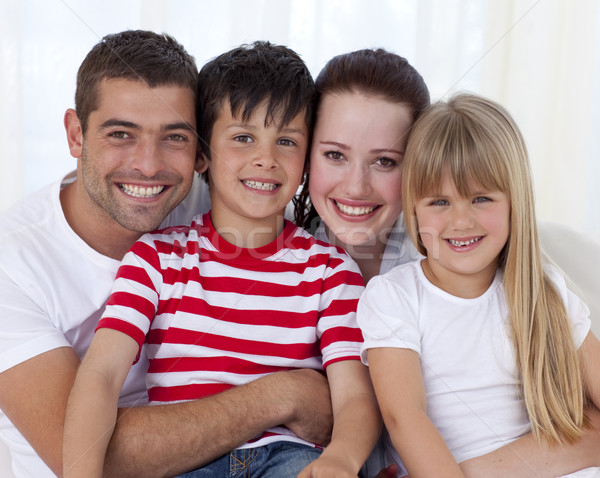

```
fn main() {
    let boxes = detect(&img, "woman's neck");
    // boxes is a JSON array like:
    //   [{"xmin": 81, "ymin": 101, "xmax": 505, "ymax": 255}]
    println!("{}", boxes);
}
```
[{"xmin": 325, "ymin": 226, "xmax": 388, "ymax": 283}]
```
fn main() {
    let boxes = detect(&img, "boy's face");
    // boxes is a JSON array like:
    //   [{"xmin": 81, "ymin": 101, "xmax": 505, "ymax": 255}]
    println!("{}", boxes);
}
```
[{"xmin": 206, "ymin": 101, "xmax": 308, "ymax": 240}]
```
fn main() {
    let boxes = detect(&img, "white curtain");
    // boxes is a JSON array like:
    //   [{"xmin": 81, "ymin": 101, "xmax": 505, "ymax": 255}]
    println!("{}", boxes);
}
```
[{"xmin": 1, "ymin": 0, "xmax": 599, "ymax": 234}]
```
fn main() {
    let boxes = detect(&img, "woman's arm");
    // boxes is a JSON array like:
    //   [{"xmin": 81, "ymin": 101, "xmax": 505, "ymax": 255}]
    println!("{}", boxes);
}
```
[
  {"xmin": 459, "ymin": 330, "xmax": 600, "ymax": 478},
  {"xmin": 63, "ymin": 329, "xmax": 138, "ymax": 478},
  {"xmin": 299, "ymin": 360, "xmax": 381, "ymax": 477},
  {"xmin": 368, "ymin": 347, "xmax": 465, "ymax": 478}
]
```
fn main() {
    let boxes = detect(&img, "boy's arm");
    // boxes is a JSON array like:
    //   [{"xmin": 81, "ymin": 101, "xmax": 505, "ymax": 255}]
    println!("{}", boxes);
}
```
[
  {"xmin": 64, "ymin": 328, "xmax": 138, "ymax": 477},
  {"xmin": 299, "ymin": 360, "xmax": 381, "ymax": 477},
  {"xmin": 368, "ymin": 347, "xmax": 465, "ymax": 478}
]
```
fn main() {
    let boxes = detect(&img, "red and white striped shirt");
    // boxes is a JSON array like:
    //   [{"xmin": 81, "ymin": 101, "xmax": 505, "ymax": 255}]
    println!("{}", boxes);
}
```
[{"xmin": 98, "ymin": 212, "xmax": 364, "ymax": 447}]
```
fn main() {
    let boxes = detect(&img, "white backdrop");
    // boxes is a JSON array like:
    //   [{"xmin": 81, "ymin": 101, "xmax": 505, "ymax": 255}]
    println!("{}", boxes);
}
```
[{"xmin": 1, "ymin": 0, "xmax": 599, "ymax": 234}]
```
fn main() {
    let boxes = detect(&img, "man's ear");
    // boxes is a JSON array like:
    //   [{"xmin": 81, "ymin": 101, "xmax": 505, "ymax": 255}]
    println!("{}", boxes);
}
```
[
  {"xmin": 195, "ymin": 150, "xmax": 210, "ymax": 174},
  {"xmin": 64, "ymin": 109, "xmax": 83, "ymax": 159}
]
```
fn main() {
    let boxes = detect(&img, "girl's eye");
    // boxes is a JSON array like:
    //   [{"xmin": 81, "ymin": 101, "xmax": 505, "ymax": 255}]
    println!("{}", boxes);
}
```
[
  {"xmin": 431, "ymin": 199, "xmax": 449, "ymax": 206},
  {"xmin": 374, "ymin": 157, "xmax": 397, "ymax": 168},
  {"xmin": 325, "ymin": 151, "xmax": 344, "ymax": 161},
  {"xmin": 473, "ymin": 196, "xmax": 491, "ymax": 204},
  {"xmin": 277, "ymin": 138, "xmax": 296, "ymax": 147}
]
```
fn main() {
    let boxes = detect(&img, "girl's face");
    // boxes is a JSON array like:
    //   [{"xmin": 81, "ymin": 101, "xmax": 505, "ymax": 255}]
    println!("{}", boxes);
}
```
[
  {"xmin": 415, "ymin": 172, "xmax": 510, "ymax": 298},
  {"xmin": 308, "ymin": 92, "xmax": 413, "ymax": 252}
]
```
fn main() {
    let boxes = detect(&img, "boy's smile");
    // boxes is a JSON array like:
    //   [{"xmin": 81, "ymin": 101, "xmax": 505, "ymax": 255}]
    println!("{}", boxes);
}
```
[{"xmin": 206, "ymin": 101, "xmax": 308, "ymax": 247}]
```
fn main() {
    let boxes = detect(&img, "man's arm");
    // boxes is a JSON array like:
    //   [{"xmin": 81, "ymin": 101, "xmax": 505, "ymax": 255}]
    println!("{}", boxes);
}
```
[{"xmin": 0, "ymin": 348, "xmax": 333, "ymax": 478}]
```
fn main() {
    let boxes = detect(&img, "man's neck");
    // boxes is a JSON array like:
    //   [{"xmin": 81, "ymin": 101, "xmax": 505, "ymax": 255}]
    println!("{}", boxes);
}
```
[{"xmin": 60, "ymin": 182, "xmax": 143, "ymax": 261}]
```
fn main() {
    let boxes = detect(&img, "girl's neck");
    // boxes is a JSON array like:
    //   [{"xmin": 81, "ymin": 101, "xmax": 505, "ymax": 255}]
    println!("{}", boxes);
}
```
[{"xmin": 420, "ymin": 257, "xmax": 499, "ymax": 299}]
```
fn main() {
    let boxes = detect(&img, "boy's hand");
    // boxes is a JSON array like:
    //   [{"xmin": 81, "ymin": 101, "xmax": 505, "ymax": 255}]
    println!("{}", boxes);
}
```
[{"xmin": 298, "ymin": 453, "xmax": 357, "ymax": 478}]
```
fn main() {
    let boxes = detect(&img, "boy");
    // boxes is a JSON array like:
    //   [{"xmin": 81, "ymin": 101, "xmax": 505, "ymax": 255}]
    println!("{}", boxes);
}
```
[{"xmin": 63, "ymin": 41, "xmax": 380, "ymax": 477}]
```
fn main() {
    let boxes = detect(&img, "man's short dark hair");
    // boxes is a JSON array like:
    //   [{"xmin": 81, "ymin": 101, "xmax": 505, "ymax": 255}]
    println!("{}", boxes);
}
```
[
  {"xmin": 75, "ymin": 30, "xmax": 198, "ymax": 134},
  {"xmin": 197, "ymin": 40, "xmax": 316, "ymax": 159}
]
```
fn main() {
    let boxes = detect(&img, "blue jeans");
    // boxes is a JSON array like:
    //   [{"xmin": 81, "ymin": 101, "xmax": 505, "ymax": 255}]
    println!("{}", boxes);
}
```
[{"xmin": 176, "ymin": 441, "xmax": 323, "ymax": 478}]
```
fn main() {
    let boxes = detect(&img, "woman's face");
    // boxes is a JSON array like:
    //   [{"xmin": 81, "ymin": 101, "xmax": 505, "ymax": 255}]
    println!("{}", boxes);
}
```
[{"xmin": 309, "ymin": 92, "xmax": 413, "ymax": 251}]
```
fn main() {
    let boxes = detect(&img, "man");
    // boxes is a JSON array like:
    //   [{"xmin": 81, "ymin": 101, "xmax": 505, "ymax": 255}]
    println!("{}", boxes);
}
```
[{"xmin": 0, "ymin": 30, "xmax": 332, "ymax": 478}]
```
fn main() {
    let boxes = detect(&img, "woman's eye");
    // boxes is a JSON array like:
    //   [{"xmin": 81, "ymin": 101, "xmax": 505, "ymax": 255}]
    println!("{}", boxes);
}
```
[
  {"xmin": 325, "ymin": 151, "xmax": 344, "ymax": 161},
  {"xmin": 374, "ymin": 157, "xmax": 397, "ymax": 168}
]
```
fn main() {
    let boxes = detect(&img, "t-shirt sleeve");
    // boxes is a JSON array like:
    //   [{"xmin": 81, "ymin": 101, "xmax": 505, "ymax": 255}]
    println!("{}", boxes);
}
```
[
  {"xmin": 357, "ymin": 272, "xmax": 421, "ymax": 365},
  {"xmin": 545, "ymin": 264, "xmax": 591, "ymax": 348},
  {"xmin": 0, "ymin": 268, "xmax": 71, "ymax": 373},
  {"xmin": 97, "ymin": 237, "xmax": 163, "ymax": 355},
  {"xmin": 317, "ymin": 252, "xmax": 365, "ymax": 368}
]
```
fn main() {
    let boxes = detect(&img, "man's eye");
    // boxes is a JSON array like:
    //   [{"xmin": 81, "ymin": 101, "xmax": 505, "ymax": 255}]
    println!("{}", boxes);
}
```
[
  {"xmin": 111, "ymin": 131, "xmax": 130, "ymax": 139},
  {"xmin": 168, "ymin": 134, "xmax": 186, "ymax": 142}
]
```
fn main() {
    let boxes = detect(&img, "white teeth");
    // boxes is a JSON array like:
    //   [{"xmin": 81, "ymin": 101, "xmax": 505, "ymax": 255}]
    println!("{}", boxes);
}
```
[
  {"xmin": 243, "ymin": 180, "xmax": 278, "ymax": 191},
  {"xmin": 448, "ymin": 237, "xmax": 482, "ymax": 247},
  {"xmin": 335, "ymin": 201, "xmax": 376, "ymax": 216},
  {"xmin": 120, "ymin": 184, "xmax": 165, "ymax": 198}
]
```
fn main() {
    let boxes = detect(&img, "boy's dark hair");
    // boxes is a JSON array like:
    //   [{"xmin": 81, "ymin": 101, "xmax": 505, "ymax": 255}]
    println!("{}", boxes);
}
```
[
  {"xmin": 75, "ymin": 30, "xmax": 198, "ymax": 134},
  {"xmin": 299, "ymin": 48, "xmax": 430, "ymax": 229},
  {"xmin": 197, "ymin": 40, "xmax": 316, "ymax": 160}
]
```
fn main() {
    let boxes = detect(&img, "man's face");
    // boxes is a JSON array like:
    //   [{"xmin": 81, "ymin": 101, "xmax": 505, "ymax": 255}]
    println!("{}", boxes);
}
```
[{"xmin": 79, "ymin": 78, "xmax": 198, "ymax": 233}]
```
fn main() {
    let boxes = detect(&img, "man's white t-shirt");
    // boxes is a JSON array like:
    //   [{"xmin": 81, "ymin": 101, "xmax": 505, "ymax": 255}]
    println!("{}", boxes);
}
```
[{"xmin": 0, "ymin": 172, "xmax": 209, "ymax": 478}]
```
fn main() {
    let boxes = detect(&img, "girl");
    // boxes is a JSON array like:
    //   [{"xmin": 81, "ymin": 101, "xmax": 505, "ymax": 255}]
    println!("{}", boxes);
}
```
[{"xmin": 357, "ymin": 93, "xmax": 600, "ymax": 477}]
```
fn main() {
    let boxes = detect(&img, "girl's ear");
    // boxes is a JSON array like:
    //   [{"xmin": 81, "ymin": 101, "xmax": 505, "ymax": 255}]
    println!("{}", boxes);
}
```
[
  {"xmin": 64, "ymin": 109, "xmax": 83, "ymax": 159},
  {"xmin": 195, "ymin": 150, "xmax": 209, "ymax": 174}
]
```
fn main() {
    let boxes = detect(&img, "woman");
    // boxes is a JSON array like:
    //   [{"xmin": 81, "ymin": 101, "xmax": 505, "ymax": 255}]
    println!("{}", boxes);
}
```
[{"xmin": 300, "ymin": 48, "xmax": 600, "ymax": 477}]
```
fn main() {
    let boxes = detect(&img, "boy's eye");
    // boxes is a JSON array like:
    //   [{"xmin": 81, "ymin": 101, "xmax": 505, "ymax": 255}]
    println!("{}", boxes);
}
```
[
  {"xmin": 234, "ymin": 135, "xmax": 253, "ymax": 143},
  {"xmin": 277, "ymin": 138, "xmax": 296, "ymax": 147}
]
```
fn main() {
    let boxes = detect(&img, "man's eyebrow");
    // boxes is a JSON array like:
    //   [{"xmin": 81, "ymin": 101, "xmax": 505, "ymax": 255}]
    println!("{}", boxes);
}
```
[
  {"xmin": 100, "ymin": 119, "xmax": 139, "ymax": 130},
  {"xmin": 99, "ymin": 119, "xmax": 195, "ymax": 132}
]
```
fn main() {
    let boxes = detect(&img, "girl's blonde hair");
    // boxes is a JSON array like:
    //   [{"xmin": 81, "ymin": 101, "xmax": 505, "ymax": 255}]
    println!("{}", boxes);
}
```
[{"xmin": 403, "ymin": 93, "xmax": 587, "ymax": 444}]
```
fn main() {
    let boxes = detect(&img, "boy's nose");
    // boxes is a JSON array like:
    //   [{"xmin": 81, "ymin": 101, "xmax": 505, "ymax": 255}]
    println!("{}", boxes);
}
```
[{"xmin": 252, "ymin": 144, "xmax": 278, "ymax": 169}]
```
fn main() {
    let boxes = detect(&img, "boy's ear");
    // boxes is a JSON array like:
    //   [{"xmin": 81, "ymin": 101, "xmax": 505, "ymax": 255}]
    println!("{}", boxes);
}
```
[
  {"xmin": 64, "ymin": 108, "xmax": 83, "ymax": 159},
  {"xmin": 195, "ymin": 150, "xmax": 210, "ymax": 174}
]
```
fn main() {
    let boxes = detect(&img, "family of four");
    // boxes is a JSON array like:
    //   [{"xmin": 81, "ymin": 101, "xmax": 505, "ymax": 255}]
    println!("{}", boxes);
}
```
[{"xmin": 0, "ymin": 30, "xmax": 598, "ymax": 478}]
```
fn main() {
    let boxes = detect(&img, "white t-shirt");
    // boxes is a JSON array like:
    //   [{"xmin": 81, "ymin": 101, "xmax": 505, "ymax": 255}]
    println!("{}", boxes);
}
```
[
  {"xmin": 358, "ymin": 260, "xmax": 593, "ymax": 476},
  {"xmin": 0, "ymin": 172, "xmax": 210, "ymax": 478}
]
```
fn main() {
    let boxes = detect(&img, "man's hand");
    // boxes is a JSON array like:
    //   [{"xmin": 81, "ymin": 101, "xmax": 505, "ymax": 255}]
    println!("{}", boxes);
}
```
[{"xmin": 278, "ymin": 369, "xmax": 333, "ymax": 446}]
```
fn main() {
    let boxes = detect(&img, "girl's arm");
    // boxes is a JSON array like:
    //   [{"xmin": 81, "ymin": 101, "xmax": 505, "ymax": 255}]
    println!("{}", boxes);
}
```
[
  {"xmin": 298, "ymin": 360, "xmax": 381, "ymax": 477},
  {"xmin": 368, "ymin": 347, "xmax": 465, "ymax": 478},
  {"xmin": 63, "ymin": 328, "xmax": 138, "ymax": 478},
  {"xmin": 458, "ymin": 330, "xmax": 600, "ymax": 478}
]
